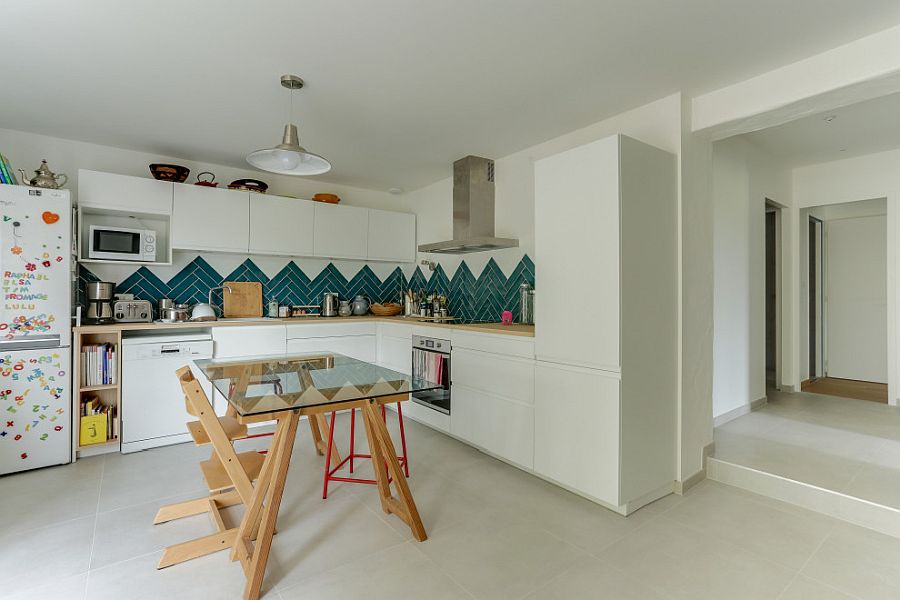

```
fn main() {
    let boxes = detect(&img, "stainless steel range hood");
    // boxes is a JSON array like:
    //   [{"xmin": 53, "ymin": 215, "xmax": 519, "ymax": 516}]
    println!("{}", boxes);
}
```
[{"xmin": 417, "ymin": 155, "xmax": 519, "ymax": 254}]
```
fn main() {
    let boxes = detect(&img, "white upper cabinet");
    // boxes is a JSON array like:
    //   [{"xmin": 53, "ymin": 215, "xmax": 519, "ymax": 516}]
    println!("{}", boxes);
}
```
[
  {"xmin": 313, "ymin": 203, "xmax": 368, "ymax": 260},
  {"xmin": 249, "ymin": 195, "xmax": 315, "ymax": 256},
  {"xmin": 534, "ymin": 135, "xmax": 621, "ymax": 370},
  {"xmin": 172, "ymin": 184, "xmax": 250, "ymax": 253},
  {"xmin": 367, "ymin": 208, "xmax": 416, "ymax": 262},
  {"xmin": 78, "ymin": 169, "xmax": 173, "ymax": 215}
]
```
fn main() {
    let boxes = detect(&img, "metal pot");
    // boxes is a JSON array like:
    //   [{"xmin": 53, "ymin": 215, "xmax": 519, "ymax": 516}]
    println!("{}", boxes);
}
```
[
  {"xmin": 160, "ymin": 304, "xmax": 190, "ymax": 322},
  {"xmin": 321, "ymin": 292, "xmax": 339, "ymax": 317}
]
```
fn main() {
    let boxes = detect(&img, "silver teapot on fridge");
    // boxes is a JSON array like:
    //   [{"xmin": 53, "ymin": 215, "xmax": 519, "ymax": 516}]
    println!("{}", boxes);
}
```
[{"xmin": 19, "ymin": 160, "xmax": 68, "ymax": 189}]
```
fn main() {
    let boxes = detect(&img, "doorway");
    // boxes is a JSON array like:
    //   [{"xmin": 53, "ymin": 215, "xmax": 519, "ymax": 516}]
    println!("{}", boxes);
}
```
[
  {"xmin": 808, "ymin": 216, "xmax": 823, "ymax": 379},
  {"xmin": 765, "ymin": 201, "xmax": 781, "ymax": 389},
  {"xmin": 801, "ymin": 199, "xmax": 888, "ymax": 403}
]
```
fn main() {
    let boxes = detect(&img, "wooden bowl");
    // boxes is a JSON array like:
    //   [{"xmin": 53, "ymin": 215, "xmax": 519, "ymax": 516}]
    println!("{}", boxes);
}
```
[
  {"xmin": 370, "ymin": 303, "xmax": 403, "ymax": 317},
  {"xmin": 149, "ymin": 163, "xmax": 190, "ymax": 182},
  {"xmin": 313, "ymin": 193, "xmax": 340, "ymax": 204}
]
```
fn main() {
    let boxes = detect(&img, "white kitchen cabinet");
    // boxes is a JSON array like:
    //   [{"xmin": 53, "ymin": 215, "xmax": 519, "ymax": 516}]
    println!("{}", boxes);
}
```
[
  {"xmin": 452, "ymin": 348, "xmax": 534, "ymax": 405},
  {"xmin": 249, "ymin": 194, "xmax": 315, "ymax": 256},
  {"xmin": 449, "ymin": 385, "xmax": 488, "ymax": 447},
  {"xmin": 451, "ymin": 384, "xmax": 533, "ymax": 469},
  {"xmin": 313, "ymin": 203, "xmax": 368, "ymax": 260},
  {"xmin": 534, "ymin": 362, "xmax": 620, "ymax": 507},
  {"xmin": 172, "ymin": 183, "xmax": 250, "ymax": 253},
  {"xmin": 378, "ymin": 334, "xmax": 411, "ymax": 374},
  {"xmin": 78, "ymin": 169, "xmax": 173, "ymax": 215},
  {"xmin": 286, "ymin": 335, "xmax": 376, "ymax": 363},
  {"xmin": 533, "ymin": 134, "xmax": 678, "ymax": 514},
  {"xmin": 367, "ymin": 208, "xmax": 416, "ymax": 262},
  {"xmin": 449, "ymin": 345, "xmax": 535, "ymax": 468},
  {"xmin": 211, "ymin": 326, "xmax": 287, "ymax": 415},
  {"xmin": 534, "ymin": 136, "xmax": 620, "ymax": 370}
]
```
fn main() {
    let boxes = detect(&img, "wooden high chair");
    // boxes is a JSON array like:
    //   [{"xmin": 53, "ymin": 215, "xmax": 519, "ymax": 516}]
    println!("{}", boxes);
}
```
[
  {"xmin": 153, "ymin": 366, "xmax": 268, "ymax": 568},
  {"xmin": 153, "ymin": 366, "xmax": 342, "ymax": 569}
]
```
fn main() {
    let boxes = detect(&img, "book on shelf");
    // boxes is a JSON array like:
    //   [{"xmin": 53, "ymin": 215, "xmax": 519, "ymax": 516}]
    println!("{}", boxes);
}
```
[
  {"xmin": 0, "ymin": 154, "xmax": 17, "ymax": 184},
  {"xmin": 79, "ymin": 395, "xmax": 116, "ymax": 444},
  {"xmin": 80, "ymin": 343, "xmax": 117, "ymax": 387}
]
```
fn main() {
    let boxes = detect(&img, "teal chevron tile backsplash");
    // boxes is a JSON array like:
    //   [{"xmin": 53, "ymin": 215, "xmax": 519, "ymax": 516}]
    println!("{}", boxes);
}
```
[{"xmin": 78, "ymin": 255, "xmax": 534, "ymax": 323}]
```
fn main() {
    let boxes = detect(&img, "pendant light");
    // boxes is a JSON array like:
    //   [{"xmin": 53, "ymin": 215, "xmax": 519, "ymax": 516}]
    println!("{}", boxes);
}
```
[{"xmin": 246, "ymin": 75, "xmax": 331, "ymax": 176}]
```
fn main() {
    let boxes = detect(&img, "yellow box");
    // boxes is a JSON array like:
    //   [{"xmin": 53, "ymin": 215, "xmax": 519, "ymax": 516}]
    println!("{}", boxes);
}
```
[{"xmin": 79, "ymin": 414, "xmax": 108, "ymax": 446}]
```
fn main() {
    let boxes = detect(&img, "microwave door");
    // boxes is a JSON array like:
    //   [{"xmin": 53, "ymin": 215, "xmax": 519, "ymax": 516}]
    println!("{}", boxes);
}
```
[
  {"xmin": 95, "ymin": 229, "xmax": 139, "ymax": 254},
  {"xmin": 89, "ymin": 227, "xmax": 141, "ymax": 260}
]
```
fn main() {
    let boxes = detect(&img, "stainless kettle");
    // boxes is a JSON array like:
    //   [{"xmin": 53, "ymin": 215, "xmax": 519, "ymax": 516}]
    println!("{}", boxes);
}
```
[{"xmin": 321, "ymin": 292, "xmax": 339, "ymax": 317}]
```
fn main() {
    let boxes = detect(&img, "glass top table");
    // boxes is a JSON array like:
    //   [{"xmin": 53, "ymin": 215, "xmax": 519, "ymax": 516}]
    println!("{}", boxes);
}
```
[{"xmin": 194, "ymin": 352, "xmax": 441, "ymax": 416}]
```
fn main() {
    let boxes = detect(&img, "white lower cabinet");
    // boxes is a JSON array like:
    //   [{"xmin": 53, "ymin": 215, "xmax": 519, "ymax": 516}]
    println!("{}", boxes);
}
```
[
  {"xmin": 450, "ymin": 346, "xmax": 535, "ymax": 469},
  {"xmin": 286, "ymin": 335, "xmax": 375, "ymax": 362},
  {"xmin": 534, "ymin": 361, "xmax": 620, "ymax": 508},
  {"xmin": 212, "ymin": 326, "xmax": 287, "ymax": 415},
  {"xmin": 451, "ymin": 385, "xmax": 533, "ymax": 468},
  {"xmin": 378, "ymin": 334, "xmax": 410, "ymax": 374}
]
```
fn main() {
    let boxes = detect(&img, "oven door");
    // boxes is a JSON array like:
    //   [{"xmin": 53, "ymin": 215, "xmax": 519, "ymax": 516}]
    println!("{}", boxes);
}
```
[
  {"xmin": 89, "ymin": 226, "xmax": 142, "ymax": 261},
  {"xmin": 411, "ymin": 347, "xmax": 451, "ymax": 415}
]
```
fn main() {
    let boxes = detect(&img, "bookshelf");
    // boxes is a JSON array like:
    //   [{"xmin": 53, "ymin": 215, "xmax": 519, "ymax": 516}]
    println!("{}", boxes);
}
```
[{"xmin": 72, "ymin": 329, "xmax": 122, "ymax": 457}]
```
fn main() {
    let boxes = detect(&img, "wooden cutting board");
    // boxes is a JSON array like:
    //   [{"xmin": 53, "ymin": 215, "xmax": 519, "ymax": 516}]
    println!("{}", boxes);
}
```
[{"xmin": 222, "ymin": 281, "xmax": 263, "ymax": 317}]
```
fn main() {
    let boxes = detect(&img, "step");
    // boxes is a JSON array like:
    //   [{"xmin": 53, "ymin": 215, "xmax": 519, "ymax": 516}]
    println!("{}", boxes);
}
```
[
  {"xmin": 200, "ymin": 451, "xmax": 266, "ymax": 493},
  {"xmin": 708, "ymin": 457, "xmax": 900, "ymax": 539},
  {"xmin": 186, "ymin": 417, "xmax": 248, "ymax": 446}
]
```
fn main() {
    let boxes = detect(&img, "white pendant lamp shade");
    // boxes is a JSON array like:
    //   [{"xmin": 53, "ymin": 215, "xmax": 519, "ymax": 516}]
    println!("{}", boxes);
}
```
[
  {"xmin": 246, "ymin": 75, "xmax": 331, "ymax": 176},
  {"xmin": 247, "ymin": 124, "xmax": 331, "ymax": 175}
]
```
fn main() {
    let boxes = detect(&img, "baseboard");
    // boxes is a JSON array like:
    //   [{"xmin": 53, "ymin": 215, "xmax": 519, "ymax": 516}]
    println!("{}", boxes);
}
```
[
  {"xmin": 674, "ymin": 441, "xmax": 714, "ymax": 495},
  {"xmin": 713, "ymin": 396, "xmax": 768, "ymax": 427}
]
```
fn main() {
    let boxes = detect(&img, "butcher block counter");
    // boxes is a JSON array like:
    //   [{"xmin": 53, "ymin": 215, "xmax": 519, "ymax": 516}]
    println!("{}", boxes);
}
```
[{"xmin": 73, "ymin": 315, "xmax": 535, "ymax": 337}]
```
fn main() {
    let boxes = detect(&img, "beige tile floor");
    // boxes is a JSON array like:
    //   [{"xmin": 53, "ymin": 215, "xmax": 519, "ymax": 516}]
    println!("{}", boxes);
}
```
[
  {"xmin": 714, "ymin": 388, "xmax": 900, "ymax": 511},
  {"xmin": 3, "ymin": 410, "xmax": 900, "ymax": 599}
]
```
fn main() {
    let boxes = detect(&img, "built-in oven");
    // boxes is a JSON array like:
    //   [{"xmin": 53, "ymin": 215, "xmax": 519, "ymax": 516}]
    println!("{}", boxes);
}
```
[{"xmin": 411, "ymin": 335, "xmax": 451, "ymax": 414}]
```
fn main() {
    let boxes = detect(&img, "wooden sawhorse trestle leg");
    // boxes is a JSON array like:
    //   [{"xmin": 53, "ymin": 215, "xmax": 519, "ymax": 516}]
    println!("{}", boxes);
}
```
[{"xmin": 232, "ymin": 395, "xmax": 427, "ymax": 600}]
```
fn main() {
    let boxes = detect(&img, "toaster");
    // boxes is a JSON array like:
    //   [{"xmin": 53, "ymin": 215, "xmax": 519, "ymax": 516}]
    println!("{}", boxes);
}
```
[{"xmin": 113, "ymin": 300, "xmax": 153, "ymax": 323}]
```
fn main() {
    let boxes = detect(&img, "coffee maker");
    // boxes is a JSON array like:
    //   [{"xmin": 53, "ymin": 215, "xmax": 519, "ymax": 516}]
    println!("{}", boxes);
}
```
[{"xmin": 85, "ymin": 282, "xmax": 115, "ymax": 324}]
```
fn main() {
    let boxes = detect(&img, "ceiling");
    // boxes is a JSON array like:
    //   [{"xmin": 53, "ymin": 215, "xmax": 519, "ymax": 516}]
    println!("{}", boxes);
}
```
[
  {"xmin": 4, "ymin": 1, "xmax": 900, "ymax": 192},
  {"xmin": 744, "ymin": 90, "xmax": 900, "ymax": 167}
]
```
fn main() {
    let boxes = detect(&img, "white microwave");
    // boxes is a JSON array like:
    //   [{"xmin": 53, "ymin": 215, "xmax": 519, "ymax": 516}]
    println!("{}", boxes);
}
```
[{"xmin": 88, "ymin": 225, "xmax": 157, "ymax": 261}]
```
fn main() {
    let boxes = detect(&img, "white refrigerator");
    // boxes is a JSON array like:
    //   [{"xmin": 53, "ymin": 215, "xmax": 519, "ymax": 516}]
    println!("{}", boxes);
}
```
[{"xmin": 0, "ymin": 186, "xmax": 72, "ymax": 474}]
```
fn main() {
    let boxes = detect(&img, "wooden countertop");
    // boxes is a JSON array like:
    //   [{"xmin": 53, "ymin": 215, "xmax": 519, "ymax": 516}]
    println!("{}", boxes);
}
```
[{"xmin": 73, "ymin": 315, "xmax": 535, "ymax": 337}]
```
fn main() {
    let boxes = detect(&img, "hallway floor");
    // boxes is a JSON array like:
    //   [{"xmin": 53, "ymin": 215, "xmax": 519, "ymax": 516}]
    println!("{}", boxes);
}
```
[
  {"xmin": 714, "ymin": 388, "xmax": 900, "ymax": 511},
  {"xmin": 801, "ymin": 377, "xmax": 888, "ymax": 403}
]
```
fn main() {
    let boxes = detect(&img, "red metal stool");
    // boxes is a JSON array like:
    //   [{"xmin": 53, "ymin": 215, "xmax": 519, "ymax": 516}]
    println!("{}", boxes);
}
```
[{"xmin": 322, "ymin": 402, "xmax": 409, "ymax": 498}]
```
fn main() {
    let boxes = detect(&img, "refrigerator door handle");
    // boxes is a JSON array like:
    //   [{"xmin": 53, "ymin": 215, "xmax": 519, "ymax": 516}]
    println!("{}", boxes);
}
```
[{"xmin": 0, "ymin": 335, "xmax": 63, "ymax": 351}]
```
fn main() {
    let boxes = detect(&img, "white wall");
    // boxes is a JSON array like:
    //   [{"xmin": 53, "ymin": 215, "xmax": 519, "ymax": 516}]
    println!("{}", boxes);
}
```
[
  {"xmin": 395, "ymin": 94, "xmax": 684, "ymax": 278},
  {"xmin": 0, "ymin": 127, "xmax": 410, "ymax": 283},
  {"xmin": 711, "ymin": 137, "xmax": 791, "ymax": 419}
]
